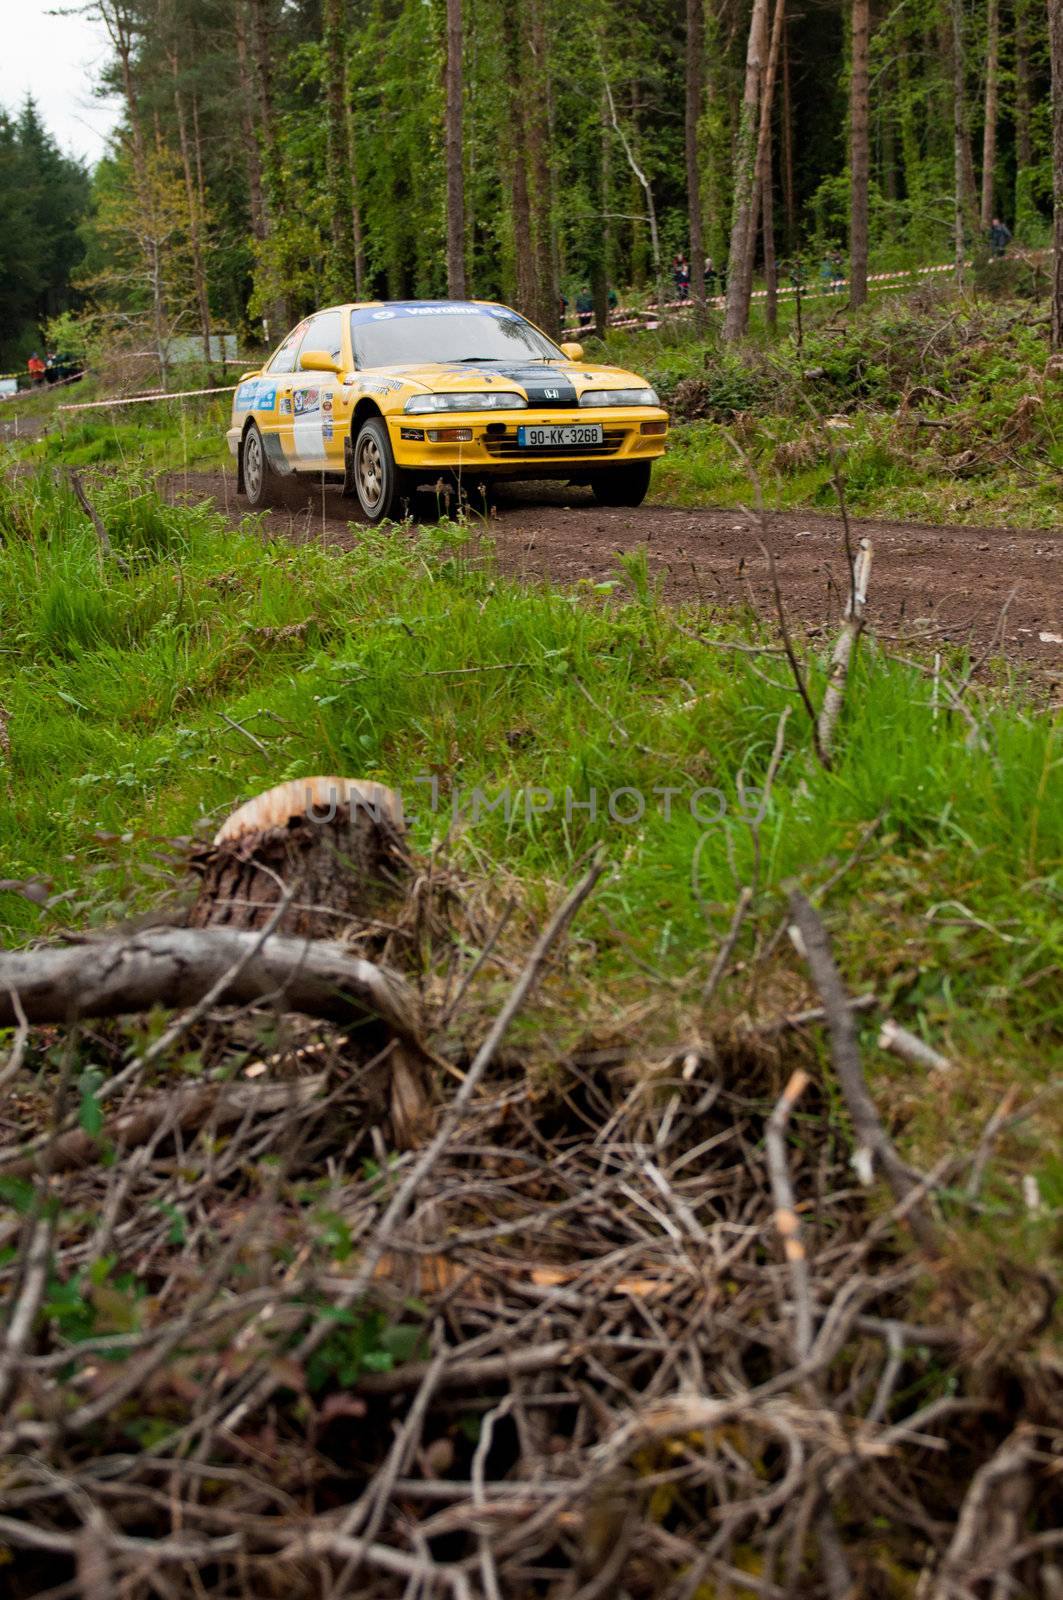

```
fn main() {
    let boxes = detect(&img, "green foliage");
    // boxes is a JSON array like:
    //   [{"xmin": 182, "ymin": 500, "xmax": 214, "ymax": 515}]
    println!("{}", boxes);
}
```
[
  {"xmin": 305, "ymin": 1307, "xmax": 426, "ymax": 1391},
  {"xmin": 595, "ymin": 296, "xmax": 1063, "ymax": 527}
]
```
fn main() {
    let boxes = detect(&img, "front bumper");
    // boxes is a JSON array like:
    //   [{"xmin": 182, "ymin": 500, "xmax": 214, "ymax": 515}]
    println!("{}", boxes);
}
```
[
  {"xmin": 226, "ymin": 425, "xmax": 241, "ymax": 457},
  {"xmin": 388, "ymin": 406, "xmax": 669, "ymax": 474}
]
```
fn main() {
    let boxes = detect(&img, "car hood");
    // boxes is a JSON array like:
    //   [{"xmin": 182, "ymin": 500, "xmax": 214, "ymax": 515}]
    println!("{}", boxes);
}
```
[{"xmin": 372, "ymin": 360, "xmax": 656, "ymax": 405}]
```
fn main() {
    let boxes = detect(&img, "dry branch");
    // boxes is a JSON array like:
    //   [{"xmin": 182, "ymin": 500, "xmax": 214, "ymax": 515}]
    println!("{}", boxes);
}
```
[
  {"xmin": 786, "ymin": 887, "xmax": 940, "ymax": 1254},
  {"xmin": 68, "ymin": 469, "xmax": 131, "ymax": 576},
  {"xmin": 0, "ymin": 1073, "xmax": 326, "ymax": 1180},
  {"xmin": 817, "ymin": 535, "xmax": 872, "ymax": 759},
  {"xmin": 0, "ymin": 926, "xmax": 419, "ymax": 1037}
]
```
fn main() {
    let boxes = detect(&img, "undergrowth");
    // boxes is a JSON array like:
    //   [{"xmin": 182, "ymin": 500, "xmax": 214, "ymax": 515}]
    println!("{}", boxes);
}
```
[
  {"xmin": 0, "ymin": 467, "xmax": 1059, "ymax": 1263},
  {"xmin": 595, "ymin": 291, "xmax": 1063, "ymax": 526}
]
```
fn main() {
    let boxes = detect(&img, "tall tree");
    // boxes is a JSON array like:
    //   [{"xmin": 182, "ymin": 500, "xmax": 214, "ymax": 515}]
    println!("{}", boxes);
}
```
[
  {"xmin": 849, "ymin": 0, "xmax": 870, "ymax": 307},
  {"xmin": 527, "ymin": 0, "xmax": 558, "ymax": 331},
  {"xmin": 445, "ymin": 0, "xmax": 467, "ymax": 296},
  {"xmin": 502, "ymin": 6, "xmax": 535, "ymax": 317},
  {"xmin": 685, "ymin": 0, "xmax": 706, "ymax": 321},
  {"xmin": 724, "ymin": 0, "xmax": 784, "ymax": 341},
  {"xmin": 165, "ymin": 20, "xmax": 212, "ymax": 365},
  {"xmin": 1050, "ymin": 0, "xmax": 1063, "ymax": 347},
  {"xmin": 948, "ymin": 0, "xmax": 969, "ymax": 283},
  {"xmin": 324, "ymin": 0, "xmax": 357, "ymax": 302},
  {"xmin": 980, "ymin": 0, "xmax": 1000, "ymax": 229},
  {"xmin": 1014, "ymin": 0, "xmax": 1035, "ymax": 230},
  {"xmin": 723, "ymin": 0, "xmax": 768, "ymax": 341}
]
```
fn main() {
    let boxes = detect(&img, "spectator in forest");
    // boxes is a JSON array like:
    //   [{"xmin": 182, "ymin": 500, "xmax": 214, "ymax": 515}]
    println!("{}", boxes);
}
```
[
  {"xmin": 704, "ymin": 255, "xmax": 716, "ymax": 294},
  {"xmin": 673, "ymin": 254, "xmax": 690, "ymax": 300},
  {"xmin": 26, "ymin": 352, "xmax": 45, "ymax": 384},
  {"xmin": 988, "ymin": 217, "xmax": 1012, "ymax": 258},
  {"xmin": 575, "ymin": 288, "xmax": 593, "ymax": 329}
]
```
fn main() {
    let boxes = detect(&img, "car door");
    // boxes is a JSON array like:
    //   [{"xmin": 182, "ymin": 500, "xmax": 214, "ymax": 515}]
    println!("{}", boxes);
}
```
[
  {"xmin": 257, "ymin": 320, "xmax": 307, "ymax": 466},
  {"xmin": 290, "ymin": 310, "xmax": 346, "ymax": 473}
]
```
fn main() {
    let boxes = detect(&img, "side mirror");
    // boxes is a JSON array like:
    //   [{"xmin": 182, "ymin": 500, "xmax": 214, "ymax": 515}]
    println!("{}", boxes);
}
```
[
  {"xmin": 560, "ymin": 341, "xmax": 584, "ymax": 361},
  {"xmin": 299, "ymin": 349, "xmax": 344, "ymax": 375}
]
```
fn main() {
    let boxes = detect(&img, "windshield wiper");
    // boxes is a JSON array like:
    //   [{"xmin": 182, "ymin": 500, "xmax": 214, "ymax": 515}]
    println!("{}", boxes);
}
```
[{"xmin": 458, "ymin": 356, "xmax": 500, "ymax": 362}]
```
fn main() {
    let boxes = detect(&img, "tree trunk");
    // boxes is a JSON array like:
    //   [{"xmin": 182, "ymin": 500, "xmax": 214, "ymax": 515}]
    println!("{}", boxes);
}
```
[
  {"xmin": 189, "ymin": 778, "xmax": 409, "ymax": 939},
  {"xmin": 346, "ymin": 98, "xmax": 368, "ymax": 297},
  {"xmin": 445, "ymin": 0, "xmax": 466, "ymax": 297},
  {"xmin": 849, "ymin": 0, "xmax": 870, "ymax": 307},
  {"xmin": 324, "ymin": 0, "xmax": 356, "ymax": 303},
  {"xmin": 527, "ymin": 0, "xmax": 558, "ymax": 332},
  {"xmin": 723, "ymin": 0, "xmax": 768, "ymax": 341},
  {"xmin": 172, "ymin": 68, "xmax": 213, "ymax": 366},
  {"xmin": 980, "ymin": 0, "xmax": 999, "ymax": 229},
  {"xmin": 896, "ymin": 24, "xmax": 922, "ymax": 210},
  {"xmin": 781, "ymin": 17, "xmax": 795, "ymax": 249},
  {"xmin": 235, "ymin": 0, "xmax": 268, "ymax": 255},
  {"xmin": 593, "ymin": 86, "xmax": 612, "ymax": 336},
  {"xmin": 1015, "ymin": 0, "xmax": 1034, "ymax": 228},
  {"xmin": 725, "ymin": 0, "xmax": 784, "ymax": 342},
  {"xmin": 503, "ymin": 7, "xmax": 536, "ymax": 318},
  {"xmin": 762, "ymin": 138, "xmax": 778, "ymax": 327},
  {"xmin": 686, "ymin": 0, "xmax": 706, "ymax": 324},
  {"xmin": 1050, "ymin": 0, "xmax": 1063, "ymax": 348},
  {"xmin": 949, "ymin": 0, "xmax": 968, "ymax": 284},
  {"xmin": 248, "ymin": 0, "xmax": 288, "ymax": 330}
]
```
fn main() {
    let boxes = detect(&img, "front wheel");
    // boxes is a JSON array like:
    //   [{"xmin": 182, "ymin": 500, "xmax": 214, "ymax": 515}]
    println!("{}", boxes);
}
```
[
  {"xmin": 353, "ymin": 417, "xmax": 410, "ymax": 522},
  {"xmin": 590, "ymin": 460, "xmax": 652, "ymax": 508},
  {"xmin": 240, "ymin": 422, "xmax": 278, "ymax": 508}
]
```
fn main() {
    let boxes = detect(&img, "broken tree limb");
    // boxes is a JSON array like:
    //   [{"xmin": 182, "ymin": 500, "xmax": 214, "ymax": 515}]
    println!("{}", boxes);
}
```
[
  {"xmin": 817, "ymin": 536, "xmax": 872, "ymax": 759},
  {"xmin": 0, "ymin": 1073, "xmax": 327, "ymax": 1181},
  {"xmin": 878, "ymin": 1018, "xmax": 952, "ymax": 1074},
  {"xmin": 0, "ymin": 927, "xmax": 419, "ymax": 1040},
  {"xmin": 68, "ymin": 470, "xmax": 131, "ymax": 577},
  {"xmin": 785, "ymin": 887, "xmax": 940, "ymax": 1255}
]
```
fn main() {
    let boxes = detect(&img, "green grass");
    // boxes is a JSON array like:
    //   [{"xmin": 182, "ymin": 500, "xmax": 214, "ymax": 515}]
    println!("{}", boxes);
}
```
[
  {"xmin": 3, "ymin": 373, "xmax": 231, "ymax": 473},
  {"xmin": 0, "ymin": 469, "xmax": 1059, "ymax": 1243}
]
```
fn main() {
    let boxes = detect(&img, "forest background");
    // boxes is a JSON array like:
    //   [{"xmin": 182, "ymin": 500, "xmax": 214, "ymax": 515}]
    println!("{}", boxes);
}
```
[{"xmin": 2, "ymin": 0, "xmax": 1061, "ymax": 373}]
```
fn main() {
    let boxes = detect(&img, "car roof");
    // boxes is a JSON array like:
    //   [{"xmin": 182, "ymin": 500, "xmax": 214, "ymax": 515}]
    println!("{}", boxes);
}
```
[{"xmin": 322, "ymin": 299, "xmax": 509, "ymax": 313}]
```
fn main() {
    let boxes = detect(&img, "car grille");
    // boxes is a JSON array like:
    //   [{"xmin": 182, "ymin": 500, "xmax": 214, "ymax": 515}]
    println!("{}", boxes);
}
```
[{"xmin": 481, "ymin": 427, "xmax": 626, "ymax": 459}]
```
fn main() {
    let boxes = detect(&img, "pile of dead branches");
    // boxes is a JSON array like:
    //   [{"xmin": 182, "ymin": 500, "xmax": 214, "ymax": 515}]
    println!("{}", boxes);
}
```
[{"xmin": 0, "ymin": 838, "xmax": 1059, "ymax": 1599}]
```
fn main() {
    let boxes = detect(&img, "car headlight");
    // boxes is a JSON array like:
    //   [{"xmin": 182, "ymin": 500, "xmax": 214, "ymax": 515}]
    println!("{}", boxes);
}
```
[
  {"xmin": 404, "ymin": 391, "xmax": 526, "ymax": 414},
  {"xmin": 579, "ymin": 387, "xmax": 660, "ymax": 407}
]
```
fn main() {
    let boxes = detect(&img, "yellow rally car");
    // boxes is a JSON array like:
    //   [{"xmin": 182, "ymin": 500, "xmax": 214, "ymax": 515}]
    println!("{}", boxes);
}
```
[{"xmin": 228, "ymin": 299, "xmax": 669, "ymax": 521}]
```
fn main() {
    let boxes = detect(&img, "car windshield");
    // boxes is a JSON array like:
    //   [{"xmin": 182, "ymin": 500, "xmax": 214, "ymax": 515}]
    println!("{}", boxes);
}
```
[{"xmin": 349, "ymin": 303, "xmax": 563, "ymax": 368}]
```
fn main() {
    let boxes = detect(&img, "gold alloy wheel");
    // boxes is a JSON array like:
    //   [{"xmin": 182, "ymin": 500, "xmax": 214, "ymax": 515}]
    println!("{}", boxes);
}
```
[
  {"xmin": 356, "ymin": 430, "xmax": 384, "ymax": 511},
  {"xmin": 243, "ymin": 428, "xmax": 263, "ymax": 500}
]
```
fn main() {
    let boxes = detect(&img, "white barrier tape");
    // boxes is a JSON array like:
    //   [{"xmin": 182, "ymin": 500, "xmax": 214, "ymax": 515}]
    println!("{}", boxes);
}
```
[
  {"xmin": 58, "ymin": 383, "xmax": 238, "ymax": 414},
  {"xmin": 563, "ymin": 250, "xmax": 1050, "ymax": 337}
]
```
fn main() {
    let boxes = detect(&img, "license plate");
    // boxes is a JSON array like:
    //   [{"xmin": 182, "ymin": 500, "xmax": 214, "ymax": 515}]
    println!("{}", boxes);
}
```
[{"xmin": 517, "ymin": 424, "xmax": 603, "ymax": 447}]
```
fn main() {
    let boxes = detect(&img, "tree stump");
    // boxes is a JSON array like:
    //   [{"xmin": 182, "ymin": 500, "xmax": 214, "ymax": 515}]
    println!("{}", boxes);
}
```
[{"xmin": 188, "ymin": 776, "xmax": 409, "ymax": 939}]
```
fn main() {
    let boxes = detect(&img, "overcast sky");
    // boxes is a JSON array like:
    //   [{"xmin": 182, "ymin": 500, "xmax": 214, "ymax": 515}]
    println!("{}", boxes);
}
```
[{"xmin": 0, "ymin": 0, "xmax": 122, "ymax": 165}]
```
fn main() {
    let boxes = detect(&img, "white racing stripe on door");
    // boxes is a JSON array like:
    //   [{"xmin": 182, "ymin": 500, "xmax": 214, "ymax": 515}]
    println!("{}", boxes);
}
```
[{"xmin": 292, "ymin": 384, "xmax": 324, "ymax": 459}]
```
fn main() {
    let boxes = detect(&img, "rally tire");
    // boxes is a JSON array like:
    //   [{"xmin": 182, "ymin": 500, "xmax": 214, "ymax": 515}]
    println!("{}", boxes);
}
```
[
  {"xmin": 352, "ymin": 416, "xmax": 410, "ymax": 523},
  {"xmin": 240, "ymin": 422, "xmax": 278, "ymax": 509},
  {"xmin": 590, "ymin": 460, "xmax": 653, "ymax": 508}
]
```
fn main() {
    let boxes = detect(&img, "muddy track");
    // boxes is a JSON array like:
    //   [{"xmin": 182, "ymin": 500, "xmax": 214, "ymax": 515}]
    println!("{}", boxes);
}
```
[{"xmin": 165, "ymin": 468, "xmax": 1062, "ymax": 671}]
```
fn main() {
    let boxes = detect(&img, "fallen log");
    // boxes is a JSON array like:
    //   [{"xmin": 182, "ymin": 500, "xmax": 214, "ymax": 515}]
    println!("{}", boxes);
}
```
[{"xmin": 0, "ymin": 926, "xmax": 419, "ymax": 1039}]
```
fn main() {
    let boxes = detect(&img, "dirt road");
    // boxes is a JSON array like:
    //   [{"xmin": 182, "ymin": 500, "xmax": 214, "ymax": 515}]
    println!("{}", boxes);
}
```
[{"xmin": 167, "ymin": 469, "xmax": 1062, "ymax": 670}]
